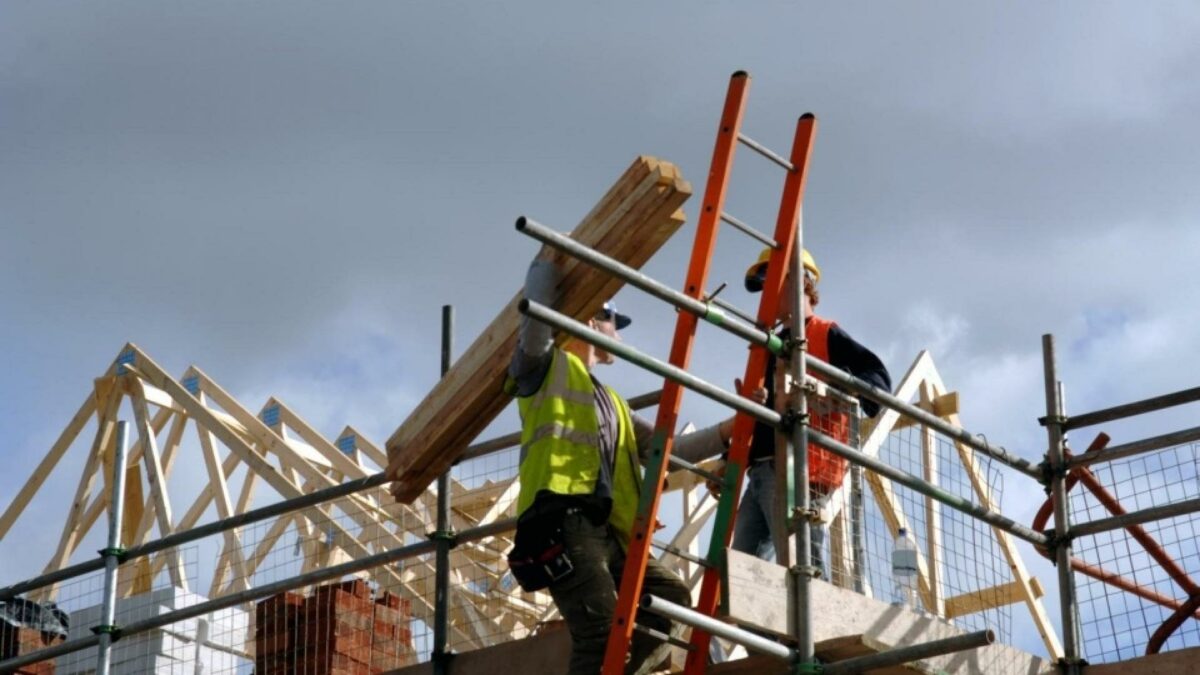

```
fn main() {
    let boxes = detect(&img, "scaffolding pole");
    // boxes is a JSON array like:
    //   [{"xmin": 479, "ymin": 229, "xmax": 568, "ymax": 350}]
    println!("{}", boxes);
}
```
[
  {"xmin": 0, "ymin": 518, "xmax": 517, "ymax": 674},
  {"xmin": 1063, "ymin": 385, "xmax": 1200, "ymax": 431},
  {"xmin": 787, "ymin": 218, "xmax": 816, "ymax": 671},
  {"xmin": 95, "ymin": 420, "xmax": 130, "ymax": 675},
  {"xmin": 805, "ymin": 356, "xmax": 1041, "ymax": 479},
  {"xmin": 516, "ymin": 216, "xmax": 784, "ymax": 355},
  {"xmin": 1065, "ymin": 424, "xmax": 1200, "ymax": 470},
  {"xmin": 1070, "ymin": 496, "xmax": 1200, "ymax": 539},
  {"xmin": 821, "ymin": 630, "xmax": 994, "ymax": 675},
  {"xmin": 0, "ymin": 470, "xmax": 393, "ymax": 600},
  {"xmin": 1042, "ymin": 334, "xmax": 1081, "ymax": 674},
  {"xmin": 640, "ymin": 595, "xmax": 795, "ymax": 661},
  {"xmin": 518, "ymin": 299, "xmax": 1050, "ymax": 548},
  {"xmin": 432, "ymin": 304, "xmax": 455, "ymax": 675}
]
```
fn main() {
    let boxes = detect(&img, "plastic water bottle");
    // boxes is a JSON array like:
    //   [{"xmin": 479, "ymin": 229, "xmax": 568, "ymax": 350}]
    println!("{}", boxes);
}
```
[{"xmin": 891, "ymin": 527, "xmax": 919, "ymax": 609}]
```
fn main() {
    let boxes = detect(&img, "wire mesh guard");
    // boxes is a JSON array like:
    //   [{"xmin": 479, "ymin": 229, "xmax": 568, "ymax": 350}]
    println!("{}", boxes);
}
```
[
  {"xmin": 0, "ymin": 379, "xmax": 1032, "ymax": 674},
  {"xmin": 818, "ymin": 394, "xmax": 1013, "ymax": 644},
  {"xmin": 1071, "ymin": 441, "xmax": 1200, "ymax": 664},
  {"xmin": 204, "ymin": 446, "xmax": 545, "ymax": 674},
  {"xmin": 0, "ymin": 548, "xmax": 201, "ymax": 675}
]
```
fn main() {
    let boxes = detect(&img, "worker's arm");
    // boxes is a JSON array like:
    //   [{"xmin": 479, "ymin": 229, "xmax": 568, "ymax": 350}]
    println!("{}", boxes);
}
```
[
  {"xmin": 508, "ymin": 254, "xmax": 561, "ymax": 397},
  {"xmin": 630, "ymin": 414, "xmax": 732, "ymax": 465},
  {"xmin": 827, "ymin": 324, "xmax": 891, "ymax": 418}
]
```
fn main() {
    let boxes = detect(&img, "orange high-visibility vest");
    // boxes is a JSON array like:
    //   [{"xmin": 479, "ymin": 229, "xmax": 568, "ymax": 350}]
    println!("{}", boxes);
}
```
[{"xmin": 806, "ymin": 315, "xmax": 851, "ymax": 491}]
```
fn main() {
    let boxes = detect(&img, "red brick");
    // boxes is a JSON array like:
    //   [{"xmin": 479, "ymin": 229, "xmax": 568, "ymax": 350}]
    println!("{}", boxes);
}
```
[
  {"xmin": 254, "ymin": 651, "xmax": 297, "ymax": 675},
  {"xmin": 1, "ymin": 627, "xmax": 62, "ymax": 673},
  {"xmin": 302, "ymin": 649, "xmax": 372, "ymax": 674},
  {"xmin": 371, "ymin": 635, "xmax": 401, "ymax": 657},
  {"xmin": 370, "ymin": 648, "xmax": 413, "ymax": 671},
  {"xmin": 372, "ymin": 603, "xmax": 406, "ymax": 626},
  {"xmin": 339, "ymin": 579, "xmax": 371, "ymax": 598},
  {"xmin": 255, "ymin": 591, "xmax": 306, "ymax": 636},
  {"xmin": 305, "ymin": 608, "xmax": 370, "ymax": 635},
  {"xmin": 312, "ymin": 579, "xmax": 370, "ymax": 602},
  {"xmin": 371, "ymin": 625, "xmax": 412, "ymax": 646},
  {"xmin": 308, "ymin": 589, "xmax": 374, "ymax": 619},
  {"xmin": 254, "ymin": 628, "xmax": 304, "ymax": 657}
]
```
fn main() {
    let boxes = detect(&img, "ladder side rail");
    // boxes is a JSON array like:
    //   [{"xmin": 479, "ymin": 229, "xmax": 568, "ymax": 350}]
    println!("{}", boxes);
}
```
[
  {"xmin": 601, "ymin": 70, "xmax": 751, "ymax": 675},
  {"xmin": 683, "ymin": 112, "xmax": 817, "ymax": 674}
]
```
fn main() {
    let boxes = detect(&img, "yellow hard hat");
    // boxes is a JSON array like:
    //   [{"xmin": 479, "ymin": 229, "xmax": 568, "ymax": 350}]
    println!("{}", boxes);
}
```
[{"xmin": 744, "ymin": 247, "xmax": 820, "ymax": 292}]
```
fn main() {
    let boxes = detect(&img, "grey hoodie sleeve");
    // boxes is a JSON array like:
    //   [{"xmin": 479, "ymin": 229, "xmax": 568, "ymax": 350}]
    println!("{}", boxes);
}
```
[
  {"xmin": 632, "ymin": 413, "xmax": 727, "ymax": 464},
  {"xmin": 508, "ymin": 257, "xmax": 562, "ymax": 397}
]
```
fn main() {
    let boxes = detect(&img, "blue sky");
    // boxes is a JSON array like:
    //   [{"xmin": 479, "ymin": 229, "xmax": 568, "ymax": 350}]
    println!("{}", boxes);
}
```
[{"xmin": 4, "ymin": 0, "xmax": 1200, "ymax": 663}]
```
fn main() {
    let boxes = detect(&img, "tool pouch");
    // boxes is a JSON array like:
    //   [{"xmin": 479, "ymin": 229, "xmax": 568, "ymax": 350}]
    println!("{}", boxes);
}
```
[{"xmin": 507, "ymin": 506, "xmax": 577, "ymax": 592}]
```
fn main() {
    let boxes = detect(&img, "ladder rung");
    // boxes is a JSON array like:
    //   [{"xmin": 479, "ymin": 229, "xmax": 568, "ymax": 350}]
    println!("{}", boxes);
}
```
[
  {"xmin": 720, "ymin": 211, "xmax": 779, "ymax": 249},
  {"xmin": 668, "ymin": 455, "xmax": 722, "ymax": 485},
  {"xmin": 651, "ymin": 539, "xmax": 713, "ymax": 569},
  {"xmin": 737, "ymin": 132, "xmax": 794, "ymax": 171},
  {"xmin": 633, "ymin": 623, "xmax": 697, "ymax": 651}
]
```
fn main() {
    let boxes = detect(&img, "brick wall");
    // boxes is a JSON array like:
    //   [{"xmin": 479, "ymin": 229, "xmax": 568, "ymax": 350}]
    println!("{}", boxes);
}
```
[
  {"xmin": 255, "ymin": 580, "xmax": 414, "ymax": 675},
  {"xmin": 0, "ymin": 625, "xmax": 65, "ymax": 675}
]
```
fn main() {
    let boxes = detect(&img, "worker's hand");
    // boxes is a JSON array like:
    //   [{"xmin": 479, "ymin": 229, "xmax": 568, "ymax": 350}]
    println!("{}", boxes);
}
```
[
  {"xmin": 736, "ymin": 378, "xmax": 768, "ymax": 405},
  {"xmin": 706, "ymin": 461, "xmax": 727, "ymax": 495},
  {"xmin": 534, "ymin": 241, "xmax": 568, "ymax": 267}
]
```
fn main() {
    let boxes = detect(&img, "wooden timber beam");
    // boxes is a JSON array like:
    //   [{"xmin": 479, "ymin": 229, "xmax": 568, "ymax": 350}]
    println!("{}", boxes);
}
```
[
  {"xmin": 924, "ymin": 363, "xmax": 1063, "ymax": 660},
  {"xmin": 36, "ymin": 375, "xmax": 123, "ymax": 600},
  {"xmin": 196, "ymin": 391, "xmax": 252, "ymax": 593},
  {"xmin": 892, "ymin": 390, "xmax": 959, "ymax": 431},
  {"xmin": 944, "ymin": 578, "xmax": 1046, "ymax": 620},
  {"xmin": 0, "ymin": 392, "xmax": 95, "ymax": 540},
  {"xmin": 386, "ymin": 156, "xmax": 692, "ymax": 501},
  {"xmin": 129, "ymin": 378, "xmax": 189, "ymax": 590}
]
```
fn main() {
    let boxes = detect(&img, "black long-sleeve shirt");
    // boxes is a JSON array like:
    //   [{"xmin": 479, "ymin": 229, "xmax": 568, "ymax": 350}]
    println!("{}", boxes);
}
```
[{"xmin": 748, "ymin": 321, "xmax": 891, "ymax": 462}]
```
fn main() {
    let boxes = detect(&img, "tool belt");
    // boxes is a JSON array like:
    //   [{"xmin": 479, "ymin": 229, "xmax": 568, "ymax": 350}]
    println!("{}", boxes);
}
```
[
  {"xmin": 507, "ymin": 507, "xmax": 578, "ymax": 592},
  {"xmin": 508, "ymin": 494, "xmax": 609, "ymax": 592}
]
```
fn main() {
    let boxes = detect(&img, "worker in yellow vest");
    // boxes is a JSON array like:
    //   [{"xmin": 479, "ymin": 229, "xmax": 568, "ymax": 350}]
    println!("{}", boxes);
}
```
[
  {"xmin": 507, "ymin": 247, "xmax": 732, "ymax": 674},
  {"xmin": 715, "ymin": 248, "xmax": 891, "ymax": 574}
]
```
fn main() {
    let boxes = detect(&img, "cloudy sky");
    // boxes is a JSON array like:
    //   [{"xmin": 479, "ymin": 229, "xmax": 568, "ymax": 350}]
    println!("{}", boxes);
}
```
[{"xmin": 3, "ymin": 0, "xmax": 1199, "ymax": 661}]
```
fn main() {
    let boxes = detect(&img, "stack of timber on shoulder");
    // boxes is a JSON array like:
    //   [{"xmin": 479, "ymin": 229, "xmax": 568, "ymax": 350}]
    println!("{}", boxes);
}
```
[
  {"xmin": 386, "ymin": 155, "xmax": 692, "ymax": 502},
  {"xmin": 255, "ymin": 579, "xmax": 415, "ymax": 675}
]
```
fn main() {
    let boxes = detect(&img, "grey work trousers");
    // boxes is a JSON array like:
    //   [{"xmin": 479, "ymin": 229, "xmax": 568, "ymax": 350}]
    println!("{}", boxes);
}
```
[
  {"xmin": 548, "ymin": 511, "xmax": 691, "ymax": 675},
  {"xmin": 731, "ymin": 461, "xmax": 829, "ymax": 577}
]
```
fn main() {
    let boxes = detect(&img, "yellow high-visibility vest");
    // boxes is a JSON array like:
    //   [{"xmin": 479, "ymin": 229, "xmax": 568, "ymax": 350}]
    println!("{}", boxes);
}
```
[{"xmin": 516, "ymin": 349, "xmax": 641, "ymax": 542}]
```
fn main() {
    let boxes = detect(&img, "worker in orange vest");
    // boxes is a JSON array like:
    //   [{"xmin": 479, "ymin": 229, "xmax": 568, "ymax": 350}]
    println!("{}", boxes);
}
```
[{"xmin": 715, "ymin": 248, "xmax": 891, "ymax": 574}]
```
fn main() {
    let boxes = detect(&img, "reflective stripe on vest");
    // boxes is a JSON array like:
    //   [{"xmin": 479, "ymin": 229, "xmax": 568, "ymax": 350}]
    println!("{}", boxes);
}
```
[
  {"xmin": 807, "ymin": 315, "xmax": 852, "ymax": 490},
  {"xmin": 516, "ymin": 349, "xmax": 642, "ymax": 542}
]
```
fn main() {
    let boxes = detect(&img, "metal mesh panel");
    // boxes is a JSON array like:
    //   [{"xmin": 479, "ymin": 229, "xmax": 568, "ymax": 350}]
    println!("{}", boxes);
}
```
[
  {"xmin": 861, "ymin": 415, "xmax": 1013, "ymax": 643},
  {"xmin": 6, "ymin": 548, "xmax": 205, "ymax": 674},
  {"xmin": 1, "ymin": 379, "xmax": 1041, "ymax": 673},
  {"xmin": 1071, "ymin": 441, "xmax": 1200, "ymax": 664},
  {"xmin": 443, "ymin": 446, "xmax": 555, "ymax": 652}
]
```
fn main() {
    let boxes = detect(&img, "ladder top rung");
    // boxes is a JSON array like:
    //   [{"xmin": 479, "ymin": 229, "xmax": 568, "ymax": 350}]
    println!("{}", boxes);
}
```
[{"xmin": 737, "ymin": 133, "xmax": 794, "ymax": 172}]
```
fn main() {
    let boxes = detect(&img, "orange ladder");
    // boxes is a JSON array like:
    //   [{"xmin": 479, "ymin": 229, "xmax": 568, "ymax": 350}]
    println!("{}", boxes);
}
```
[{"xmin": 599, "ymin": 71, "xmax": 818, "ymax": 675}]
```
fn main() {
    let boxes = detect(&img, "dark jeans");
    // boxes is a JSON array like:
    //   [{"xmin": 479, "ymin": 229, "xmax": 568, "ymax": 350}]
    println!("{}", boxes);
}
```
[{"xmin": 548, "ymin": 511, "xmax": 691, "ymax": 675}]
